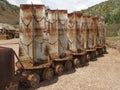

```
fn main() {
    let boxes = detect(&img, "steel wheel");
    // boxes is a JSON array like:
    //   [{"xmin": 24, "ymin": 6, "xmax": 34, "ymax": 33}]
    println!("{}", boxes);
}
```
[
  {"xmin": 74, "ymin": 58, "xmax": 80, "ymax": 68},
  {"xmin": 65, "ymin": 60, "xmax": 72, "ymax": 71},
  {"xmin": 55, "ymin": 64, "xmax": 64, "ymax": 76},
  {"xmin": 86, "ymin": 54, "xmax": 90, "ymax": 61},
  {"xmin": 5, "ymin": 82, "xmax": 18, "ymax": 90},
  {"xmin": 27, "ymin": 73, "xmax": 40, "ymax": 88},
  {"xmin": 43, "ymin": 68, "xmax": 54, "ymax": 80}
]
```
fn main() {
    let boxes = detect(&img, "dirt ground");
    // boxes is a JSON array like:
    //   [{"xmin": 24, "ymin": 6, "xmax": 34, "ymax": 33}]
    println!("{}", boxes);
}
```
[{"xmin": 0, "ymin": 39, "xmax": 120, "ymax": 90}]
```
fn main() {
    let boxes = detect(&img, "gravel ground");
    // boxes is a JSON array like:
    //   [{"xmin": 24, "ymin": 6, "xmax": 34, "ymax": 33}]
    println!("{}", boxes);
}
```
[{"xmin": 36, "ymin": 48, "xmax": 120, "ymax": 90}]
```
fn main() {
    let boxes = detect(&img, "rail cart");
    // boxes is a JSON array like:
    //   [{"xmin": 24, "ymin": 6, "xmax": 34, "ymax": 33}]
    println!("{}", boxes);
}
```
[
  {"xmin": 19, "ymin": 4, "xmax": 54, "ymax": 88},
  {"xmin": 46, "ymin": 10, "xmax": 73, "ymax": 75},
  {"xmin": 85, "ymin": 16, "xmax": 97, "ymax": 60},
  {"xmin": 67, "ymin": 13, "xmax": 89, "ymax": 67}
]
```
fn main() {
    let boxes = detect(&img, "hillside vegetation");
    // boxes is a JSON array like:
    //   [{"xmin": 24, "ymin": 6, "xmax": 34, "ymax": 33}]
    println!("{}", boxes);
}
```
[
  {"xmin": 0, "ymin": 0, "xmax": 120, "ymax": 36},
  {"xmin": 78, "ymin": 0, "xmax": 120, "ymax": 37},
  {"xmin": 0, "ymin": 0, "xmax": 19, "ymax": 25}
]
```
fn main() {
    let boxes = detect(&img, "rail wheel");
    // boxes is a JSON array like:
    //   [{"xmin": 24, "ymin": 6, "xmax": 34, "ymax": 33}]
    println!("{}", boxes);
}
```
[
  {"xmin": 55, "ymin": 64, "xmax": 64, "ymax": 76},
  {"xmin": 74, "ymin": 58, "xmax": 80, "ymax": 68},
  {"xmin": 43, "ymin": 68, "xmax": 54, "ymax": 80},
  {"xmin": 86, "ymin": 54, "xmax": 90, "ymax": 61},
  {"xmin": 65, "ymin": 60, "xmax": 72, "ymax": 71},
  {"xmin": 5, "ymin": 82, "xmax": 18, "ymax": 90},
  {"xmin": 27, "ymin": 73, "xmax": 40, "ymax": 88}
]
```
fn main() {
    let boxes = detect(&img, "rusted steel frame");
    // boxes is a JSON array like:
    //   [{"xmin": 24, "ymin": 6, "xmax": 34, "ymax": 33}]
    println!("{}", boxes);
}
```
[{"xmin": 13, "ymin": 50, "xmax": 25, "ymax": 70}]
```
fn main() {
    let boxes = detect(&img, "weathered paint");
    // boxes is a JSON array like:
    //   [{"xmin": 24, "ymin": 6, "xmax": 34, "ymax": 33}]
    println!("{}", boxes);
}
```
[
  {"xmin": 47, "ymin": 10, "xmax": 58, "ymax": 58},
  {"xmin": 76, "ymin": 13, "xmax": 86, "ymax": 52},
  {"xmin": 97, "ymin": 18, "xmax": 105, "ymax": 47},
  {"xmin": 100, "ymin": 18, "xmax": 106, "ymax": 46},
  {"xmin": 19, "ymin": 4, "xmax": 33, "ymax": 61},
  {"xmin": 67, "ymin": 13, "xmax": 86, "ymax": 53},
  {"xmin": 86, "ymin": 16, "xmax": 94, "ymax": 49},
  {"xmin": 47, "ymin": 10, "xmax": 69, "ymax": 59},
  {"xmin": 93, "ymin": 17, "xmax": 99, "ymax": 48},
  {"xmin": 67, "ymin": 13, "xmax": 77, "ymax": 52},
  {"xmin": 58, "ymin": 10, "xmax": 68, "ymax": 58},
  {"xmin": 19, "ymin": 4, "xmax": 48, "ymax": 64}
]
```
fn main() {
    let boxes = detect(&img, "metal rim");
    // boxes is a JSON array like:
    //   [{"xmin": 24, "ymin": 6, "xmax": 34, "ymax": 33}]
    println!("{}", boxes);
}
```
[
  {"xmin": 74, "ymin": 58, "xmax": 80, "ymax": 68},
  {"xmin": 86, "ymin": 54, "xmax": 90, "ymax": 61},
  {"xmin": 55, "ymin": 64, "xmax": 64, "ymax": 76}
]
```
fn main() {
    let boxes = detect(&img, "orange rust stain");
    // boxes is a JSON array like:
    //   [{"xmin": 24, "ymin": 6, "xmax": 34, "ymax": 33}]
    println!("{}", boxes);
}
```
[
  {"xmin": 34, "ymin": 5, "xmax": 44, "ymax": 8},
  {"xmin": 20, "ymin": 4, "xmax": 31, "ymax": 10},
  {"xmin": 24, "ymin": 15, "xmax": 32, "ymax": 20},
  {"xmin": 58, "ymin": 10, "xmax": 67, "ymax": 13},
  {"xmin": 76, "ymin": 13, "xmax": 83, "ymax": 17}
]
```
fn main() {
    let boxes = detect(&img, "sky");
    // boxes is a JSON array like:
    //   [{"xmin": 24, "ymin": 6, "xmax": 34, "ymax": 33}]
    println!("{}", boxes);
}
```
[{"xmin": 8, "ymin": 0, "xmax": 108, "ymax": 13}]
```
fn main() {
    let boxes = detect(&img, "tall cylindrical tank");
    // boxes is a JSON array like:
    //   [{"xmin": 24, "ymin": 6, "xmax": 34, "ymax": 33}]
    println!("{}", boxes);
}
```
[
  {"xmin": 86, "ymin": 16, "xmax": 94, "ymax": 49},
  {"xmin": 47, "ymin": 10, "xmax": 69, "ymax": 59},
  {"xmin": 68, "ymin": 13, "xmax": 86, "ymax": 53},
  {"xmin": 67, "ymin": 13, "xmax": 77, "ymax": 53},
  {"xmin": 19, "ymin": 4, "xmax": 48, "ymax": 64},
  {"xmin": 93, "ymin": 17, "xmax": 99, "ymax": 48}
]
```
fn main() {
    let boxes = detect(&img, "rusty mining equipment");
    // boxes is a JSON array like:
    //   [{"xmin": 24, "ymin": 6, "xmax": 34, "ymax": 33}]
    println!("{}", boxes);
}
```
[
  {"xmin": 18, "ymin": 4, "xmax": 54, "ymax": 88},
  {"xmin": 83, "ymin": 15, "xmax": 97, "ymax": 61},
  {"xmin": 93, "ymin": 17, "xmax": 106, "ymax": 57},
  {"xmin": 0, "ymin": 3, "xmax": 107, "ymax": 89},
  {"xmin": 67, "ymin": 13, "xmax": 89, "ymax": 67},
  {"xmin": 46, "ymin": 9, "xmax": 73, "ymax": 75}
]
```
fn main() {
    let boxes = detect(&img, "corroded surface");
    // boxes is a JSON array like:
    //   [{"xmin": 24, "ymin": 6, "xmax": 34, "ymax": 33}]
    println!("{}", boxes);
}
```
[{"xmin": 19, "ymin": 4, "xmax": 48, "ymax": 65}]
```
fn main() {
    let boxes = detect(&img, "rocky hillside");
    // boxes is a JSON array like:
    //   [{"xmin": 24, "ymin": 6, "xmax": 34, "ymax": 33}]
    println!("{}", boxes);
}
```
[
  {"xmin": 0, "ymin": 0, "xmax": 19, "ymax": 25},
  {"xmin": 77, "ymin": 0, "xmax": 120, "ymax": 37}
]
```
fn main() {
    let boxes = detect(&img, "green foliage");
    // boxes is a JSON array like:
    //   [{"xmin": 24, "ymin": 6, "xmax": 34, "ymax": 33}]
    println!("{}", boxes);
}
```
[
  {"xmin": 79, "ymin": 0, "xmax": 120, "ymax": 37},
  {"xmin": 112, "ymin": 9, "xmax": 120, "ymax": 23},
  {"xmin": 14, "ymin": 21, "xmax": 19, "ymax": 28}
]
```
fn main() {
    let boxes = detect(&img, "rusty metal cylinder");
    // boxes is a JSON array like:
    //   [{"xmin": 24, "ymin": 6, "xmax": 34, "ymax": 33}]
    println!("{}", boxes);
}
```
[
  {"xmin": 47, "ymin": 10, "xmax": 69, "ymax": 59},
  {"xmin": 19, "ymin": 4, "xmax": 48, "ymax": 64},
  {"xmin": 93, "ymin": 17, "xmax": 99, "ymax": 48},
  {"xmin": 86, "ymin": 16, "xmax": 94, "ymax": 49},
  {"xmin": 68, "ymin": 13, "xmax": 86, "ymax": 53}
]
